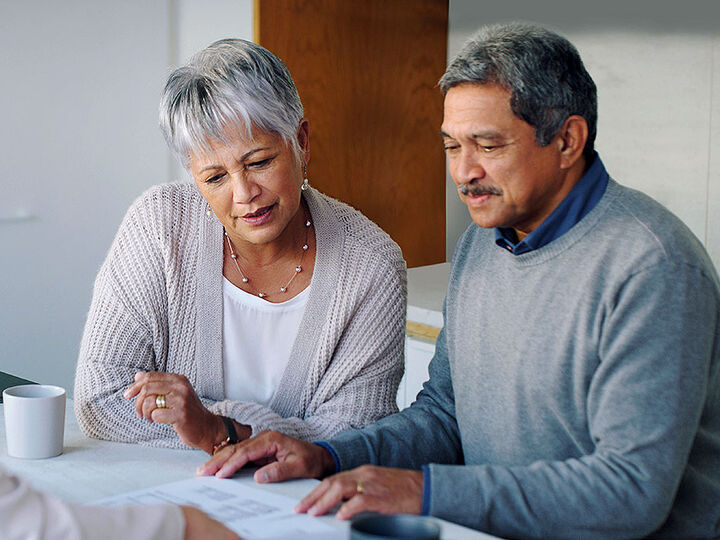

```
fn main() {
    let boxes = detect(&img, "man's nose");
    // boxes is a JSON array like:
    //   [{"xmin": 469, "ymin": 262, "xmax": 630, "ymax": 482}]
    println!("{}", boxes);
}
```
[{"xmin": 452, "ymin": 149, "xmax": 485, "ymax": 186}]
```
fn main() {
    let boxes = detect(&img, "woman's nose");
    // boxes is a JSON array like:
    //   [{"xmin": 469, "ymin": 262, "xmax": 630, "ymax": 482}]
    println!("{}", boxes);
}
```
[{"xmin": 230, "ymin": 173, "xmax": 261, "ymax": 205}]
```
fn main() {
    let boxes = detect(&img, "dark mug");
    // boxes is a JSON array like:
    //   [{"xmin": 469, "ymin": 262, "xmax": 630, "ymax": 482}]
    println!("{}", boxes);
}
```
[{"xmin": 350, "ymin": 513, "xmax": 441, "ymax": 539}]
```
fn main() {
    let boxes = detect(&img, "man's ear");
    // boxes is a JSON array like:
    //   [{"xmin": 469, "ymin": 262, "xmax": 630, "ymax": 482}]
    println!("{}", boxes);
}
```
[{"xmin": 556, "ymin": 115, "xmax": 588, "ymax": 170}]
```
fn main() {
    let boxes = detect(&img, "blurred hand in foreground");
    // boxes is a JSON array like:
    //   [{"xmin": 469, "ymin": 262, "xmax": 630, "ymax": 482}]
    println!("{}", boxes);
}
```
[{"xmin": 181, "ymin": 505, "xmax": 241, "ymax": 539}]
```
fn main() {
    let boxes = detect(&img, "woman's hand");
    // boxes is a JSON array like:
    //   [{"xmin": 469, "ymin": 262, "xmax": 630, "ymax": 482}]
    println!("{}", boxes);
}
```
[{"xmin": 123, "ymin": 371, "xmax": 248, "ymax": 453}]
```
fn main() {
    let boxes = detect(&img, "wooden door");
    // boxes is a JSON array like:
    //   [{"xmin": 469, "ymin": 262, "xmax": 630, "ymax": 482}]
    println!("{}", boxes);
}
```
[{"xmin": 255, "ymin": 0, "xmax": 448, "ymax": 268}]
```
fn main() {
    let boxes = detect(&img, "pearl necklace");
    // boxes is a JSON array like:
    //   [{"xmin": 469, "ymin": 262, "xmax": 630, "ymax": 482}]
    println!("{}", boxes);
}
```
[{"xmin": 224, "ymin": 216, "xmax": 312, "ymax": 300}]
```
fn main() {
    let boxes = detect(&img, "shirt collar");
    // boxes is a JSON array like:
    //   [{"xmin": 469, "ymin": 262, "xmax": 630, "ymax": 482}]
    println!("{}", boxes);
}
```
[{"xmin": 495, "ymin": 153, "xmax": 609, "ymax": 255}]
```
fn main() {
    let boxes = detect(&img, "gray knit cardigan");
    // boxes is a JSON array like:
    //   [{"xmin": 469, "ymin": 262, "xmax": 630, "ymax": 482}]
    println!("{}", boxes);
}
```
[{"xmin": 74, "ymin": 184, "xmax": 407, "ymax": 448}]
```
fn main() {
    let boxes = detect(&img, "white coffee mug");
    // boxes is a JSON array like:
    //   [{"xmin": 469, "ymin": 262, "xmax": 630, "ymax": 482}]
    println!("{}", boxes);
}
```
[{"xmin": 3, "ymin": 385, "xmax": 66, "ymax": 459}]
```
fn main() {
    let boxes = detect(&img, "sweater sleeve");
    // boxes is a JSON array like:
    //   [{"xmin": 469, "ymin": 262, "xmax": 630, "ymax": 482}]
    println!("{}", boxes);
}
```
[
  {"xmin": 208, "ymin": 246, "xmax": 408, "ymax": 441},
  {"xmin": 74, "ymin": 193, "xmax": 179, "ymax": 447},
  {"xmin": 323, "ymin": 312, "xmax": 464, "ymax": 471},
  {"xmin": 0, "ymin": 466, "xmax": 184, "ymax": 540},
  {"xmin": 426, "ymin": 263, "xmax": 719, "ymax": 539}
]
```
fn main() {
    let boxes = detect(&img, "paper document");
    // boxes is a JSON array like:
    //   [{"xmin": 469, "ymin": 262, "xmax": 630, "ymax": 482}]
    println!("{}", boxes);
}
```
[{"xmin": 95, "ymin": 476, "xmax": 338, "ymax": 539}]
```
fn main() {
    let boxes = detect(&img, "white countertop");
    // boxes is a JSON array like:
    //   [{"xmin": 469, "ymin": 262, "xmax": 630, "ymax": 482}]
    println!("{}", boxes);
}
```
[{"xmin": 1, "ymin": 400, "xmax": 491, "ymax": 539}]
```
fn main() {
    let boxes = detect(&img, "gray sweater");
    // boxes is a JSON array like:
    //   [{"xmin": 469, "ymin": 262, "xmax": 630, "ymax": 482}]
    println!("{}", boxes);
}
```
[
  {"xmin": 75, "ymin": 184, "xmax": 406, "ymax": 447},
  {"xmin": 327, "ymin": 180, "xmax": 720, "ymax": 539}
]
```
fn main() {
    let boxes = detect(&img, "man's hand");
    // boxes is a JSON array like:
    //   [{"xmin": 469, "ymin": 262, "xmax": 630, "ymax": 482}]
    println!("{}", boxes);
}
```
[
  {"xmin": 123, "ymin": 371, "xmax": 250, "ymax": 453},
  {"xmin": 181, "ymin": 505, "xmax": 241, "ymax": 540},
  {"xmin": 295, "ymin": 465, "xmax": 424, "ymax": 520},
  {"xmin": 197, "ymin": 430, "xmax": 335, "ymax": 483}
]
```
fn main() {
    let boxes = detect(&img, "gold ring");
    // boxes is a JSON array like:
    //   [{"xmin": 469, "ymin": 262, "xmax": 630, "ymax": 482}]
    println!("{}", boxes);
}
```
[
  {"xmin": 356, "ymin": 481, "xmax": 364, "ymax": 494},
  {"xmin": 155, "ymin": 394, "xmax": 166, "ymax": 409}
]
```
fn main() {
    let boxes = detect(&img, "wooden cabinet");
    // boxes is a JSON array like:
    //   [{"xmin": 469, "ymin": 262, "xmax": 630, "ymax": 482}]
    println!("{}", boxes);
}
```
[{"xmin": 255, "ymin": 0, "xmax": 448, "ymax": 268}]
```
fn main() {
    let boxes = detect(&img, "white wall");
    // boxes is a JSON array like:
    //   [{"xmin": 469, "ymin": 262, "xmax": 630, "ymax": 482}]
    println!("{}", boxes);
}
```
[
  {"xmin": 0, "ymin": 0, "xmax": 252, "ymax": 393},
  {"xmin": 446, "ymin": 0, "xmax": 720, "ymax": 269}
]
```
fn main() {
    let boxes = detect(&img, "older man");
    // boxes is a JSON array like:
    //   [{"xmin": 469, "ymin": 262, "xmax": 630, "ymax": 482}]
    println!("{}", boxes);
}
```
[{"xmin": 199, "ymin": 24, "xmax": 720, "ymax": 539}]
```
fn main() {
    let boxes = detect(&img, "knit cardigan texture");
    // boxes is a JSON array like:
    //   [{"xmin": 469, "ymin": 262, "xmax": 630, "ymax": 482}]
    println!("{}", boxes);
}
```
[{"xmin": 74, "ymin": 184, "xmax": 407, "ymax": 448}]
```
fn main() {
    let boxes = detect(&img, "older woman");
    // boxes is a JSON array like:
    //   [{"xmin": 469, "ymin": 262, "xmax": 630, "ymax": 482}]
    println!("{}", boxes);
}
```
[{"xmin": 74, "ymin": 39, "xmax": 406, "ymax": 454}]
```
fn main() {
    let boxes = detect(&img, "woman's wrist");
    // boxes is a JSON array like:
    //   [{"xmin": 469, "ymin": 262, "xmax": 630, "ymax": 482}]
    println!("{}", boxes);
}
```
[
  {"xmin": 203, "ymin": 415, "xmax": 228, "ymax": 454},
  {"xmin": 206, "ymin": 415, "xmax": 252, "ymax": 454}
]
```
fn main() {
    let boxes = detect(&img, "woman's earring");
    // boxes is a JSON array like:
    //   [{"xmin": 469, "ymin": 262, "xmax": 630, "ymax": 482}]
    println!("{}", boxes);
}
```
[
  {"xmin": 301, "ymin": 165, "xmax": 309, "ymax": 191},
  {"xmin": 206, "ymin": 203, "xmax": 213, "ymax": 217}
]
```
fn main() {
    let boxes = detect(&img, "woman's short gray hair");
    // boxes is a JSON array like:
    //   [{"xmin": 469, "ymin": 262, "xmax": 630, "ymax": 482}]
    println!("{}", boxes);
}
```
[
  {"xmin": 439, "ymin": 23, "xmax": 597, "ymax": 159},
  {"xmin": 159, "ymin": 39, "xmax": 304, "ymax": 167}
]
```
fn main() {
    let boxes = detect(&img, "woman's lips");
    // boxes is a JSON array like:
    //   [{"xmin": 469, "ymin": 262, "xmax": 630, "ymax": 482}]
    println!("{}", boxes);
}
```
[{"xmin": 240, "ymin": 204, "xmax": 275, "ymax": 225}]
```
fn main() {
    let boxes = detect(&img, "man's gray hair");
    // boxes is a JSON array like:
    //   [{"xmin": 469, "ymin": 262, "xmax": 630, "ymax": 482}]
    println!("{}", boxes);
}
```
[
  {"xmin": 440, "ymin": 23, "xmax": 597, "ymax": 158},
  {"xmin": 159, "ymin": 39, "xmax": 304, "ymax": 167}
]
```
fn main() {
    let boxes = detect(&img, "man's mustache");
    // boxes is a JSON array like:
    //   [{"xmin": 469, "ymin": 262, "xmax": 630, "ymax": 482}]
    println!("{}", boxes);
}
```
[{"xmin": 457, "ymin": 182, "xmax": 503, "ymax": 197}]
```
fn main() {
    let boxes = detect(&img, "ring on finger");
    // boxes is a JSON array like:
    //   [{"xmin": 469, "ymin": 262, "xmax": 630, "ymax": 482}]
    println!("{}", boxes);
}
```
[
  {"xmin": 155, "ymin": 394, "xmax": 167, "ymax": 409},
  {"xmin": 356, "ymin": 481, "xmax": 364, "ymax": 494}
]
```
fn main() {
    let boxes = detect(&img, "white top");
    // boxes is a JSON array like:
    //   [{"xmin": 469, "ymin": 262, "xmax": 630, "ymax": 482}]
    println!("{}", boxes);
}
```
[{"xmin": 222, "ymin": 278, "xmax": 309, "ymax": 405}]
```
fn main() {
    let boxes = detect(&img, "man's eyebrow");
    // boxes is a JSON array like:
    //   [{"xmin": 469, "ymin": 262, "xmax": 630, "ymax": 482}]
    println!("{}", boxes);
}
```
[
  {"xmin": 471, "ymin": 131, "xmax": 505, "ymax": 141},
  {"xmin": 439, "ymin": 130, "xmax": 506, "ymax": 141}
]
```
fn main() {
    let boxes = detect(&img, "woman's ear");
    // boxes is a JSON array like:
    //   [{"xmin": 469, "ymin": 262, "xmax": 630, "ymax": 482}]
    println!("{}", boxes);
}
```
[
  {"xmin": 297, "ymin": 118, "xmax": 310, "ymax": 164},
  {"xmin": 557, "ymin": 115, "xmax": 588, "ymax": 170}
]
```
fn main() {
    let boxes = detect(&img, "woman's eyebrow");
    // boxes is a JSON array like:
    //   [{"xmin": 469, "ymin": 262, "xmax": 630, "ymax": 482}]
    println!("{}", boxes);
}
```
[{"xmin": 197, "ymin": 147, "xmax": 273, "ymax": 172}]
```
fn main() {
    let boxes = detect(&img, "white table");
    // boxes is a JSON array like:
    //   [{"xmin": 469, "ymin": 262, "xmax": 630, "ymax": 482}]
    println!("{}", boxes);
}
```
[{"xmin": 1, "ymin": 400, "xmax": 491, "ymax": 539}]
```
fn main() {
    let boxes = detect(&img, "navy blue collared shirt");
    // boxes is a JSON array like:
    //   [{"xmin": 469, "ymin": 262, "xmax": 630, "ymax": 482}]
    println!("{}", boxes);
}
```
[{"xmin": 495, "ymin": 153, "xmax": 609, "ymax": 255}]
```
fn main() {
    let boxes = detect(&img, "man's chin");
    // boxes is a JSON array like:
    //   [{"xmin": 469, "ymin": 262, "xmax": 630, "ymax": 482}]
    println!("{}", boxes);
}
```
[{"xmin": 466, "ymin": 207, "xmax": 504, "ymax": 230}]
